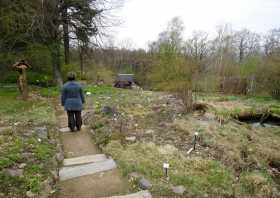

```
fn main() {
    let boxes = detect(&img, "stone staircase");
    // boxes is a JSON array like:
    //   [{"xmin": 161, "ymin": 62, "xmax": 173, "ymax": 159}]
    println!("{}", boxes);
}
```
[{"xmin": 58, "ymin": 124, "xmax": 152, "ymax": 198}]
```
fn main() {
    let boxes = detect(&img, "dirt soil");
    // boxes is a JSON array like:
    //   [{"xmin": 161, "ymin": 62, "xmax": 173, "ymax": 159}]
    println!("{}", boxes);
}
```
[
  {"xmin": 56, "ymin": 108, "xmax": 129, "ymax": 198},
  {"xmin": 58, "ymin": 169, "xmax": 128, "ymax": 198},
  {"xmin": 61, "ymin": 129, "xmax": 100, "ymax": 158}
]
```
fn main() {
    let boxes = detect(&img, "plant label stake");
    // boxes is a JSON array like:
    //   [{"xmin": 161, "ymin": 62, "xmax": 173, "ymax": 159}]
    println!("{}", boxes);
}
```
[
  {"xmin": 163, "ymin": 163, "xmax": 170, "ymax": 178},
  {"xmin": 193, "ymin": 132, "xmax": 199, "ymax": 150}
]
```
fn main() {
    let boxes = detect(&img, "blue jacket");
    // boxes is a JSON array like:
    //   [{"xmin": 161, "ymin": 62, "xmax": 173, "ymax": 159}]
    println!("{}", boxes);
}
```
[{"xmin": 61, "ymin": 81, "xmax": 85, "ymax": 111}]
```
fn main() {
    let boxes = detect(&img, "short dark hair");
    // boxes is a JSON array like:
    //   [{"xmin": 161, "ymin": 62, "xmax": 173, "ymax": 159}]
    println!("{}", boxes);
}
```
[{"xmin": 67, "ymin": 72, "xmax": 76, "ymax": 81}]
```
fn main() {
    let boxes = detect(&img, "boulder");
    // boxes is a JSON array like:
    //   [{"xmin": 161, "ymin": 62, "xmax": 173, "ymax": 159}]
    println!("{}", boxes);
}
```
[
  {"xmin": 4, "ymin": 168, "xmax": 23, "ymax": 177},
  {"xmin": 0, "ymin": 126, "xmax": 12, "ymax": 133},
  {"xmin": 18, "ymin": 163, "xmax": 27, "ymax": 169},
  {"xmin": 125, "ymin": 136, "xmax": 137, "ymax": 142},
  {"xmin": 102, "ymin": 106, "xmax": 116, "ymax": 115},
  {"xmin": 26, "ymin": 191, "xmax": 36, "ymax": 198},
  {"xmin": 171, "ymin": 185, "xmax": 186, "ymax": 195},
  {"xmin": 35, "ymin": 127, "xmax": 48, "ymax": 139},
  {"xmin": 145, "ymin": 129, "xmax": 154, "ymax": 134},
  {"xmin": 158, "ymin": 144, "xmax": 178, "ymax": 155},
  {"xmin": 41, "ymin": 178, "xmax": 52, "ymax": 198},
  {"xmin": 128, "ymin": 172, "xmax": 142, "ymax": 180},
  {"xmin": 139, "ymin": 178, "xmax": 152, "ymax": 190},
  {"xmin": 56, "ymin": 152, "xmax": 64, "ymax": 163}
]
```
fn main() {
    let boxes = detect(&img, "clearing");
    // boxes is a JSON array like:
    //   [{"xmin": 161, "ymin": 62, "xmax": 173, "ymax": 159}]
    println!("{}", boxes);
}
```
[{"xmin": 1, "ymin": 85, "xmax": 280, "ymax": 197}]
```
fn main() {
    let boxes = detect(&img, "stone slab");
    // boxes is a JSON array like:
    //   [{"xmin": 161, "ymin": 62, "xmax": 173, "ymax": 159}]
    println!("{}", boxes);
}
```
[
  {"xmin": 108, "ymin": 190, "xmax": 152, "ymax": 198},
  {"xmin": 60, "ymin": 128, "xmax": 70, "ymax": 133},
  {"xmin": 59, "ymin": 158, "xmax": 116, "ymax": 181},
  {"xmin": 63, "ymin": 154, "xmax": 107, "ymax": 167},
  {"xmin": 60, "ymin": 126, "xmax": 89, "ymax": 133}
]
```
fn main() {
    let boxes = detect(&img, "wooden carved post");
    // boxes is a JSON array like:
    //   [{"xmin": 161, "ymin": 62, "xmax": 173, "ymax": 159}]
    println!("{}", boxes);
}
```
[{"xmin": 12, "ymin": 60, "xmax": 31, "ymax": 100}]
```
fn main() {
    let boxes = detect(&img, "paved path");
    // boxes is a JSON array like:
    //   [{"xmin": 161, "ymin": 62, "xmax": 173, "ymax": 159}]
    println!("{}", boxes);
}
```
[{"xmin": 56, "ymin": 108, "xmax": 152, "ymax": 198}]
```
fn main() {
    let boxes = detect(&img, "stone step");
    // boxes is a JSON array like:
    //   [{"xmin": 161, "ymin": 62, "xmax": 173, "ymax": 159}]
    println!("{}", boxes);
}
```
[
  {"xmin": 59, "ymin": 127, "xmax": 70, "ymax": 133},
  {"xmin": 59, "ymin": 158, "xmax": 117, "ymax": 181},
  {"xmin": 108, "ymin": 190, "xmax": 152, "ymax": 198},
  {"xmin": 63, "ymin": 154, "xmax": 107, "ymax": 167},
  {"xmin": 59, "ymin": 125, "xmax": 88, "ymax": 133}
]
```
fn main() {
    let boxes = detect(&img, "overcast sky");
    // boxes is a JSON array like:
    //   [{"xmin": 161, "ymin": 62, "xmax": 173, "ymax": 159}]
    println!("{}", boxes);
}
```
[{"xmin": 112, "ymin": 0, "xmax": 280, "ymax": 49}]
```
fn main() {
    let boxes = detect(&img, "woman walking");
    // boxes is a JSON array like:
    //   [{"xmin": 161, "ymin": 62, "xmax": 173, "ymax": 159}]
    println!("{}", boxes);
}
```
[{"xmin": 61, "ymin": 72, "xmax": 85, "ymax": 132}]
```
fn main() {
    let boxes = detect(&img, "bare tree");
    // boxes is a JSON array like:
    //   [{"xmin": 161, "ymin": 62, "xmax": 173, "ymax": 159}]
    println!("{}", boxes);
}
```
[
  {"xmin": 185, "ymin": 31, "xmax": 209, "ymax": 62},
  {"xmin": 210, "ymin": 24, "xmax": 235, "ymax": 76},
  {"xmin": 234, "ymin": 29, "xmax": 261, "ymax": 63},
  {"xmin": 264, "ymin": 28, "xmax": 280, "ymax": 57}
]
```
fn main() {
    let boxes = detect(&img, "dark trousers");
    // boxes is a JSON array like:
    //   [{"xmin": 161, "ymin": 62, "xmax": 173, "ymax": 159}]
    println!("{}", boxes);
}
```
[{"xmin": 67, "ymin": 111, "xmax": 82, "ymax": 131}]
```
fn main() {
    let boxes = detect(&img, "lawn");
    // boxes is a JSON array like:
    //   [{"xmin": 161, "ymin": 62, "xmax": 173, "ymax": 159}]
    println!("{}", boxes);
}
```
[
  {"xmin": 84, "ymin": 86, "xmax": 280, "ymax": 197},
  {"xmin": 0, "ymin": 86, "xmax": 59, "ymax": 197}
]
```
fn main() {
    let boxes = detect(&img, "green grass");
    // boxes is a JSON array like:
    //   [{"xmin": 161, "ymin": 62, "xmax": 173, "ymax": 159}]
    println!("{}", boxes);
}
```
[
  {"xmin": 0, "ymin": 87, "xmax": 55, "ymax": 124},
  {"xmin": 104, "ymin": 141, "xmax": 234, "ymax": 197},
  {"xmin": 39, "ymin": 86, "xmax": 60, "ymax": 97},
  {"xmin": 0, "ymin": 86, "xmax": 58, "ymax": 197},
  {"xmin": 86, "ymin": 87, "xmax": 280, "ymax": 197},
  {"xmin": 0, "ymin": 129, "xmax": 56, "ymax": 195}
]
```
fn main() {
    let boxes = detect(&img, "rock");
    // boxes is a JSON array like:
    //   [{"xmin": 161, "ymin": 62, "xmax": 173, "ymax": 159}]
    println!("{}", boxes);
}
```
[
  {"xmin": 35, "ymin": 127, "xmax": 48, "ymax": 139},
  {"xmin": 109, "ymin": 190, "xmax": 152, "ymax": 198},
  {"xmin": 18, "ymin": 163, "xmax": 27, "ymax": 169},
  {"xmin": 128, "ymin": 172, "xmax": 142, "ymax": 180},
  {"xmin": 14, "ymin": 122, "xmax": 20, "ymax": 126},
  {"xmin": 90, "ymin": 129, "xmax": 95, "ymax": 135},
  {"xmin": 158, "ymin": 144, "xmax": 178, "ymax": 155},
  {"xmin": 23, "ymin": 130, "xmax": 34, "ymax": 137},
  {"xmin": 56, "ymin": 153, "xmax": 64, "ymax": 163},
  {"xmin": 102, "ymin": 106, "xmax": 115, "ymax": 115},
  {"xmin": 4, "ymin": 168, "xmax": 23, "ymax": 177},
  {"xmin": 59, "ymin": 158, "xmax": 117, "ymax": 181},
  {"xmin": 41, "ymin": 178, "xmax": 52, "ymax": 198},
  {"xmin": 63, "ymin": 154, "xmax": 107, "ymax": 167},
  {"xmin": 0, "ymin": 126, "xmax": 12, "ymax": 133},
  {"xmin": 125, "ymin": 136, "xmax": 137, "ymax": 142},
  {"xmin": 26, "ymin": 191, "xmax": 36, "ymax": 198},
  {"xmin": 171, "ymin": 185, "xmax": 186, "ymax": 195},
  {"xmin": 145, "ymin": 129, "xmax": 154, "ymax": 134},
  {"xmin": 51, "ymin": 170, "xmax": 59, "ymax": 182},
  {"xmin": 139, "ymin": 178, "xmax": 152, "ymax": 190},
  {"xmin": 159, "ymin": 122, "xmax": 167, "ymax": 127},
  {"xmin": 22, "ymin": 152, "xmax": 33, "ymax": 159},
  {"xmin": 59, "ymin": 128, "xmax": 70, "ymax": 133}
]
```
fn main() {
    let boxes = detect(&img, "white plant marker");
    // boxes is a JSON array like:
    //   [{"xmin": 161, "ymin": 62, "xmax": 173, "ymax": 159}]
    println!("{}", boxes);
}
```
[
  {"xmin": 86, "ymin": 91, "xmax": 92, "ymax": 96},
  {"xmin": 163, "ymin": 163, "xmax": 170, "ymax": 178},
  {"xmin": 193, "ymin": 132, "xmax": 199, "ymax": 150}
]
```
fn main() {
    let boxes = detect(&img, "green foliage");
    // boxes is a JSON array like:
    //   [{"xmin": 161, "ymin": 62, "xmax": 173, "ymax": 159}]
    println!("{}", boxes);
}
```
[
  {"xmin": 104, "ymin": 141, "xmax": 234, "ymax": 197},
  {"xmin": 62, "ymin": 64, "xmax": 80, "ymax": 80},
  {"xmin": 240, "ymin": 56, "xmax": 261, "ymax": 77},
  {"xmin": 39, "ymin": 87, "xmax": 60, "ymax": 97},
  {"xmin": 0, "ymin": 87, "xmax": 56, "ymax": 124},
  {"xmin": 237, "ymin": 171, "xmax": 278, "ymax": 197},
  {"xmin": 0, "ymin": 87, "xmax": 57, "ymax": 197},
  {"xmin": 85, "ymin": 64, "xmax": 115, "ymax": 84}
]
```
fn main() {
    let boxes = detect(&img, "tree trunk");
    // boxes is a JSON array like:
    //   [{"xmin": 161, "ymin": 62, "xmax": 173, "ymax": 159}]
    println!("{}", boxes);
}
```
[
  {"xmin": 79, "ymin": 47, "xmax": 84, "ymax": 79},
  {"xmin": 22, "ymin": 69, "xmax": 28, "ymax": 100},
  {"xmin": 51, "ymin": 43, "xmax": 63, "ymax": 87},
  {"xmin": 239, "ymin": 39, "xmax": 244, "ymax": 63},
  {"xmin": 62, "ymin": 5, "xmax": 70, "ymax": 65}
]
